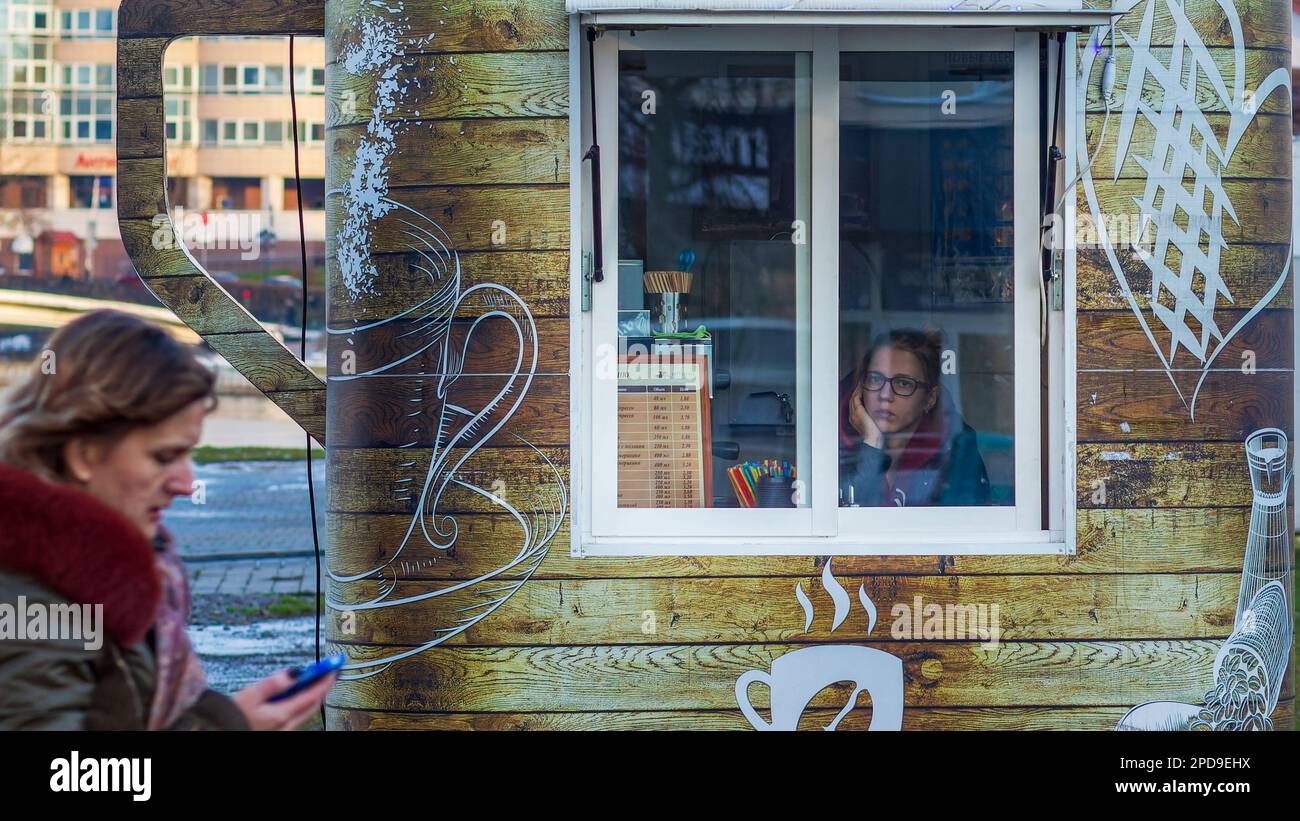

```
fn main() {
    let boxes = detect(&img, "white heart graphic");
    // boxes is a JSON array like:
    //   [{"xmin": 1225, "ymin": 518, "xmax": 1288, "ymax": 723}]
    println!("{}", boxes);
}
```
[{"xmin": 1077, "ymin": 0, "xmax": 1292, "ymax": 420}]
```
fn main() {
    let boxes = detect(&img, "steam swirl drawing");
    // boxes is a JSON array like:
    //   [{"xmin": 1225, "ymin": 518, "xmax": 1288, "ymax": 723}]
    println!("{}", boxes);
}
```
[
  {"xmin": 1077, "ymin": 0, "xmax": 1292, "ymax": 419},
  {"xmin": 325, "ymin": 2, "xmax": 567, "ymax": 680}
]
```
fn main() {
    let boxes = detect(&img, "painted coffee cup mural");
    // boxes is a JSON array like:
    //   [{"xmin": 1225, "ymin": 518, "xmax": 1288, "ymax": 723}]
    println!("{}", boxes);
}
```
[
  {"xmin": 115, "ymin": 0, "xmax": 1292, "ymax": 729},
  {"xmin": 736, "ymin": 562, "xmax": 904, "ymax": 731}
]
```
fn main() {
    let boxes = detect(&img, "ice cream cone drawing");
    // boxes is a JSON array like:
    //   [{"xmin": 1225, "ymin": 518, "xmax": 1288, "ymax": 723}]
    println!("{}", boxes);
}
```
[{"xmin": 1116, "ymin": 429, "xmax": 1293, "ymax": 730}]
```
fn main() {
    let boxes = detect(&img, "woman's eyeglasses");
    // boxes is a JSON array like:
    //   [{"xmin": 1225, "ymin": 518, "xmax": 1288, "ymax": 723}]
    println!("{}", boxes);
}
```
[{"xmin": 863, "ymin": 371, "xmax": 928, "ymax": 397}]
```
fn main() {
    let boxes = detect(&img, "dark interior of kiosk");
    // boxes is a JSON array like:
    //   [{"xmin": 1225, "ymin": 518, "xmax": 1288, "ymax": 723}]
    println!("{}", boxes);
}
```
[{"xmin": 615, "ymin": 47, "xmax": 1019, "ymax": 509}]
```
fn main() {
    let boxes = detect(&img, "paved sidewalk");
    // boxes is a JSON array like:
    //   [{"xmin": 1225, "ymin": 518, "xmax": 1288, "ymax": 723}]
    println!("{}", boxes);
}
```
[
  {"xmin": 186, "ymin": 556, "xmax": 327, "ymax": 596},
  {"xmin": 168, "ymin": 460, "xmax": 326, "ymax": 558}
]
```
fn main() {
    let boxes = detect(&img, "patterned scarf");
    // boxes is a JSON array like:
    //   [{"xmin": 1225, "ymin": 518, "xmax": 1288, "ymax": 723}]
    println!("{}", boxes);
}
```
[{"xmin": 147, "ymin": 528, "xmax": 209, "ymax": 730}]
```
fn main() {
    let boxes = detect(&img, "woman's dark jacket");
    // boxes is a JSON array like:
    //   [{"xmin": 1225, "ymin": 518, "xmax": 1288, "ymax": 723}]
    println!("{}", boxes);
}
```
[
  {"xmin": 0, "ymin": 464, "xmax": 248, "ymax": 730},
  {"xmin": 838, "ymin": 374, "xmax": 992, "ymax": 507}
]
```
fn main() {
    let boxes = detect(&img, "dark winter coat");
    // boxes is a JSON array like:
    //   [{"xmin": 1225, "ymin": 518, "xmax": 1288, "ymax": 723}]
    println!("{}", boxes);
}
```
[{"xmin": 0, "ymin": 464, "xmax": 248, "ymax": 730}]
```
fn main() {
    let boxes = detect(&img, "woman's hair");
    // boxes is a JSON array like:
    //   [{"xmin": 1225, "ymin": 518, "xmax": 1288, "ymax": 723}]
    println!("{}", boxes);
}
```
[
  {"xmin": 855, "ymin": 328, "xmax": 943, "ymax": 390},
  {"xmin": 0, "ymin": 310, "xmax": 216, "ymax": 481}
]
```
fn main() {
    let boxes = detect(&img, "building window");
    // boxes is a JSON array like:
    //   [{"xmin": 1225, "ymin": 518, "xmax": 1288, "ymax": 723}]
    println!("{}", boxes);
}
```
[
  {"xmin": 167, "ymin": 177, "xmax": 191, "ymax": 209},
  {"xmin": 7, "ymin": 176, "xmax": 48, "ymax": 209},
  {"xmin": 165, "ymin": 97, "xmax": 194, "ymax": 144},
  {"xmin": 289, "ymin": 120, "xmax": 325, "ymax": 144},
  {"xmin": 265, "ymin": 65, "xmax": 285, "ymax": 92},
  {"xmin": 202, "ymin": 64, "xmax": 220, "ymax": 90},
  {"xmin": 581, "ymin": 27, "xmax": 1061, "ymax": 554},
  {"xmin": 61, "ymin": 9, "xmax": 103, "ymax": 38},
  {"xmin": 221, "ymin": 65, "xmax": 238, "ymax": 92},
  {"xmin": 283, "ymin": 178, "xmax": 326, "ymax": 210},
  {"xmin": 70, "ymin": 175, "xmax": 114, "ymax": 209},
  {"xmin": 201, "ymin": 119, "xmax": 219, "ymax": 145},
  {"xmin": 264, "ymin": 120, "xmax": 284, "ymax": 143},
  {"xmin": 294, "ymin": 65, "xmax": 327, "ymax": 94},
  {"xmin": 210, "ymin": 177, "xmax": 261, "ymax": 210},
  {"xmin": 8, "ymin": 91, "xmax": 52, "ymax": 143}
]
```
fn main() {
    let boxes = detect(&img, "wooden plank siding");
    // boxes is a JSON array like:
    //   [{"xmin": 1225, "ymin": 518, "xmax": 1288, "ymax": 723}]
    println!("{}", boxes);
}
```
[
  {"xmin": 328, "ymin": 699, "xmax": 1295, "ymax": 730},
  {"xmin": 312, "ymin": 0, "xmax": 1292, "ymax": 727},
  {"xmin": 114, "ymin": 0, "xmax": 1293, "ymax": 728}
]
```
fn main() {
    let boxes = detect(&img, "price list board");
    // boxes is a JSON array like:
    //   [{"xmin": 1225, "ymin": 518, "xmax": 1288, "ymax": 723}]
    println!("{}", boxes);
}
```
[{"xmin": 616, "ymin": 356, "xmax": 712, "ymax": 508}]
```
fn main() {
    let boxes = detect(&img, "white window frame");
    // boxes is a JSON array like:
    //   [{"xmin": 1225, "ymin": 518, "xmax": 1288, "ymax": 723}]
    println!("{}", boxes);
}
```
[
  {"xmin": 6, "ymin": 89, "xmax": 54, "ymax": 144},
  {"xmin": 265, "ymin": 64, "xmax": 286, "ymax": 93},
  {"xmin": 218, "ymin": 118, "xmax": 263, "ymax": 145},
  {"xmin": 239, "ymin": 63, "xmax": 263, "ymax": 94},
  {"xmin": 572, "ymin": 22, "xmax": 1074, "ymax": 556},
  {"xmin": 165, "ymin": 96, "xmax": 195, "ymax": 145},
  {"xmin": 56, "ymin": 91, "xmax": 110, "ymax": 144}
]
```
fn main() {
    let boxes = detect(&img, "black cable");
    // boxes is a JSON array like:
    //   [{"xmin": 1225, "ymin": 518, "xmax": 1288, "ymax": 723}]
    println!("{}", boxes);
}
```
[
  {"xmin": 1041, "ymin": 32, "xmax": 1066, "ymax": 284},
  {"xmin": 288, "ymin": 33, "xmax": 325, "ymax": 731},
  {"xmin": 582, "ymin": 27, "xmax": 603, "ymax": 283}
]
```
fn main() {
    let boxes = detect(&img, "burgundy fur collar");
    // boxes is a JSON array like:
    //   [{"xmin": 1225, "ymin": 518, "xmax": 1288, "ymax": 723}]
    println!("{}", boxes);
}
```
[{"xmin": 0, "ymin": 463, "xmax": 161, "ymax": 646}]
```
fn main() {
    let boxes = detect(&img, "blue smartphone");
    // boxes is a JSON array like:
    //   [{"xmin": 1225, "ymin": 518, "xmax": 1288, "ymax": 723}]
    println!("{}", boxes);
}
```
[{"xmin": 269, "ymin": 654, "xmax": 346, "ymax": 702}]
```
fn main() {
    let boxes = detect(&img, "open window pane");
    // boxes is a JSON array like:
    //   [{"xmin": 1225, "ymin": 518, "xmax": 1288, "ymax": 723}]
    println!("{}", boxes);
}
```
[
  {"xmin": 616, "ymin": 50, "xmax": 812, "ymax": 510},
  {"xmin": 837, "ymin": 50, "xmax": 1015, "ymax": 510}
]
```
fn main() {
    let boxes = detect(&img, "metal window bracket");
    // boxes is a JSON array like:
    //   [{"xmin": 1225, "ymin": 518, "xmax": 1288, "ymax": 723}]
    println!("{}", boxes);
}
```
[
  {"xmin": 582, "ymin": 251, "xmax": 594, "ymax": 312},
  {"xmin": 1049, "ymin": 247, "xmax": 1065, "ymax": 311}
]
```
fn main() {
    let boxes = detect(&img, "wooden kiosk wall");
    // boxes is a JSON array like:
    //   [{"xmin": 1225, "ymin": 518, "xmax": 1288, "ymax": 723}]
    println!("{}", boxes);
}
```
[{"xmin": 115, "ymin": 0, "xmax": 1295, "ymax": 730}]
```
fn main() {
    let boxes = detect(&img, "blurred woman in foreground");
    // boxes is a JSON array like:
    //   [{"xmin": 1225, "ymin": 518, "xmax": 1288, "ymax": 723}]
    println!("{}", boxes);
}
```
[{"xmin": 0, "ymin": 310, "xmax": 334, "ymax": 730}]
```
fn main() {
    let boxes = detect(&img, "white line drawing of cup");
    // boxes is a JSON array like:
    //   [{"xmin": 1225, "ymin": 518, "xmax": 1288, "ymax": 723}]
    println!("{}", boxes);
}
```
[{"xmin": 736, "ymin": 644, "xmax": 904, "ymax": 731}]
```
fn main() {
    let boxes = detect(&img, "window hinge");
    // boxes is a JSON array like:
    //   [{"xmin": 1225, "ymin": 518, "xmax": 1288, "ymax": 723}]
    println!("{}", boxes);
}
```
[
  {"xmin": 581, "ymin": 251, "xmax": 594, "ymax": 313},
  {"xmin": 570, "ymin": 537, "xmax": 587, "ymax": 558},
  {"xmin": 1049, "ymin": 248, "xmax": 1065, "ymax": 311}
]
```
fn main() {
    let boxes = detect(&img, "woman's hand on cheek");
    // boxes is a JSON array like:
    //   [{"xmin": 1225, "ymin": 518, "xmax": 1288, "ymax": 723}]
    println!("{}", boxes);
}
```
[
  {"xmin": 851, "ymin": 387, "xmax": 884, "ymax": 449},
  {"xmin": 232, "ymin": 668, "xmax": 337, "ymax": 730}
]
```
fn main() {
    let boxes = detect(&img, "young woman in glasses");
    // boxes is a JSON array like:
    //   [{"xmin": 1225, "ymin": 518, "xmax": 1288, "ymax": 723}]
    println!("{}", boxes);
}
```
[{"xmin": 838, "ymin": 329, "xmax": 991, "ymax": 508}]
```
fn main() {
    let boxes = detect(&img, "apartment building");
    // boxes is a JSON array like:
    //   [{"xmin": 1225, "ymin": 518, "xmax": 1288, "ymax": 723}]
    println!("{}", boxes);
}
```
[{"xmin": 0, "ymin": 0, "xmax": 325, "ymax": 280}]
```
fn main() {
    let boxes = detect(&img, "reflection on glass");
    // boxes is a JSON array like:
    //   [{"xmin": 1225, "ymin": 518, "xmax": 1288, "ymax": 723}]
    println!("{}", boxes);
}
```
[
  {"xmin": 838, "ymin": 51, "xmax": 1014, "ymax": 508},
  {"xmin": 617, "ymin": 51, "xmax": 811, "ymax": 509}
]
